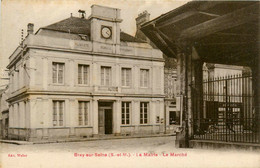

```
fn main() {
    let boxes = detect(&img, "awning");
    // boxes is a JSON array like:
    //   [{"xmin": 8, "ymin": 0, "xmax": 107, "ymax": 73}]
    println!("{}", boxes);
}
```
[{"xmin": 141, "ymin": 1, "xmax": 259, "ymax": 66}]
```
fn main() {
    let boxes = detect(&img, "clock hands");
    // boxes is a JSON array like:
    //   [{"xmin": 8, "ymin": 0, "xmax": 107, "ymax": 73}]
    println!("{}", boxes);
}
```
[{"xmin": 102, "ymin": 26, "xmax": 112, "ymax": 38}]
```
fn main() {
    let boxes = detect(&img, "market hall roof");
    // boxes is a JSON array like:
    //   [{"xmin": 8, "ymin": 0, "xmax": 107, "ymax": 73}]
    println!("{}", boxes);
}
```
[
  {"xmin": 37, "ymin": 16, "xmax": 146, "ymax": 43},
  {"xmin": 141, "ymin": 1, "xmax": 259, "ymax": 67}
]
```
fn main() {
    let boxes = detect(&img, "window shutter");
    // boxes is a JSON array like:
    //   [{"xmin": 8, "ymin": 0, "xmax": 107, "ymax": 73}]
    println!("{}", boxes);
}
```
[
  {"xmin": 78, "ymin": 65, "xmax": 82, "ymax": 84},
  {"xmin": 58, "ymin": 64, "xmax": 64, "ymax": 84},
  {"xmin": 79, "ymin": 102, "xmax": 82, "ymax": 125},
  {"xmin": 144, "ymin": 70, "xmax": 148, "ymax": 87},
  {"xmin": 84, "ymin": 102, "xmax": 88, "ymax": 125},
  {"xmin": 101, "ymin": 67, "xmax": 105, "ymax": 86},
  {"xmin": 106, "ymin": 67, "xmax": 110, "ymax": 86},
  {"xmin": 53, "ymin": 101, "xmax": 57, "ymax": 126},
  {"xmin": 121, "ymin": 69, "xmax": 125, "ymax": 86},
  {"xmin": 140, "ymin": 70, "xmax": 143, "ymax": 87},
  {"xmin": 83, "ymin": 65, "xmax": 88, "ymax": 84},
  {"xmin": 53, "ymin": 63, "xmax": 57, "ymax": 83},
  {"xmin": 59, "ymin": 102, "xmax": 63, "ymax": 126},
  {"xmin": 126, "ymin": 69, "xmax": 130, "ymax": 86}
]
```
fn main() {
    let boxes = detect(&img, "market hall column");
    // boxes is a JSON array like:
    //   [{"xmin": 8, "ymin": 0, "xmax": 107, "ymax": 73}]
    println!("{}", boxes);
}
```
[
  {"xmin": 175, "ymin": 45, "xmax": 202, "ymax": 148},
  {"xmin": 190, "ymin": 47, "xmax": 203, "ymax": 141},
  {"xmin": 250, "ymin": 30, "xmax": 260, "ymax": 144},
  {"xmin": 175, "ymin": 46, "xmax": 189, "ymax": 148},
  {"xmin": 254, "ymin": 31, "xmax": 260, "ymax": 143}
]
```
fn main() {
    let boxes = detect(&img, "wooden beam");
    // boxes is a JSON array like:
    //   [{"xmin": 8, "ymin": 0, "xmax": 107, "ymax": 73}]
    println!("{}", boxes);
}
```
[
  {"xmin": 197, "ymin": 1, "xmax": 225, "ymax": 11},
  {"xmin": 150, "ymin": 29, "xmax": 177, "ymax": 57},
  {"xmin": 215, "ymin": 32, "xmax": 255, "ymax": 37},
  {"xmin": 179, "ymin": 3, "xmax": 259, "ymax": 41},
  {"xmin": 156, "ymin": 1, "xmax": 224, "ymax": 29},
  {"xmin": 157, "ymin": 10, "xmax": 198, "ymax": 29},
  {"xmin": 199, "ymin": 41, "xmax": 257, "ymax": 46},
  {"xmin": 198, "ymin": 11, "xmax": 220, "ymax": 17}
]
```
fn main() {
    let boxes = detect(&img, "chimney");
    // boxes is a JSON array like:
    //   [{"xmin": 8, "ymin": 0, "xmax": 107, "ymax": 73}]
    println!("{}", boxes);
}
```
[
  {"xmin": 78, "ymin": 10, "xmax": 86, "ymax": 18},
  {"xmin": 27, "ymin": 23, "xmax": 34, "ymax": 35},
  {"xmin": 135, "ymin": 10, "xmax": 150, "ymax": 42}
]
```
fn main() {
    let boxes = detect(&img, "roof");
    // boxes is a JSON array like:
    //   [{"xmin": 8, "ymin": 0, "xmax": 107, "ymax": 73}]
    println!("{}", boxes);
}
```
[
  {"xmin": 39, "ymin": 16, "xmax": 146, "ymax": 43},
  {"xmin": 141, "ymin": 1, "xmax": 259, "ymax": 67},
  {"xmin": 42, "ymin": 17, "xmax": 91, "ymax": 35}
]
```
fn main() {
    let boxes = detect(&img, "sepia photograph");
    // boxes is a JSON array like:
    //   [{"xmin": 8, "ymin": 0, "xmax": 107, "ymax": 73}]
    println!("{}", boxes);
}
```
[{"xmin": 0, "ymin": 0, "xmax": 259, "ymax": 167}]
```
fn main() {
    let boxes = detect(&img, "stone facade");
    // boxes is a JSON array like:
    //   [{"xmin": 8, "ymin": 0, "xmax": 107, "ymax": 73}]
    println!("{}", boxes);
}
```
[
  {"xmin": 135, "ymin": 11, "xmax": 179, "ymax": 134},
  {"xmin": 0, "ymin": 87, "xmax": 9, "ymax": 139},
  {"xmin": 203, "ymin": 63, "xmax": 244, "ymax": 79},
  {"xmin": 6, "ymin": 5, "xmax": 164, "ymax": 141},
  {"xmin": 164, "ymin": 68, "xmax": 178, "ymax": 133}
]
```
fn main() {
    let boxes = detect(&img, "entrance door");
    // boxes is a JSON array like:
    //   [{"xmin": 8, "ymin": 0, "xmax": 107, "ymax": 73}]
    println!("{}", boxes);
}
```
[
  {"xmin": 104, "ymin": 109, "xmax": 113, "ymax": 134},
  {"xmin": 98, "ymin": 102, "xmax": 113, "ymax": 135},
  {"xmin": 4, "ymin": 118, "xmax": 8, "ymax": 139}
]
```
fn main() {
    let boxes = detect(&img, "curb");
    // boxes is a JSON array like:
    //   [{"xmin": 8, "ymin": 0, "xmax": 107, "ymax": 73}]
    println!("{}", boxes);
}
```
[{"xmin": 0, "ymin": 133, "xmax": 176, "ymax": 145}]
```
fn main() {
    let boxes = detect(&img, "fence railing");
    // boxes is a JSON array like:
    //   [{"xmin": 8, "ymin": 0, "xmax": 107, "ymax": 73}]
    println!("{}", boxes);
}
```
[{"xmin": 192, "ymin": 72, "xmax": 259, "ymax": 143}]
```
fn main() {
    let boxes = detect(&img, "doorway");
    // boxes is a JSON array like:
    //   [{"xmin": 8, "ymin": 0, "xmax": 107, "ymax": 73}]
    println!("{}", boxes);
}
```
[
  {"xmin": 98, "ymin": 102, "xmax": 113, "ymax": 135},
  {"xmin": 104, "ymin": 109, "xmax": 112, "ymax": 134}
]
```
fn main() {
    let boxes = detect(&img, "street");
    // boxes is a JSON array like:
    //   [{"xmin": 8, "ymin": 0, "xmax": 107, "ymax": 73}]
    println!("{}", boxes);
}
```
[{"xmin": 0, "ymin": 136, "xmax": 259, "ymax": 168}]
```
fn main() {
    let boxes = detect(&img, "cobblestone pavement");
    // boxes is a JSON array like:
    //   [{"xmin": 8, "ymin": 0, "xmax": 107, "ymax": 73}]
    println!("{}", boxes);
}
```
[{"xmin": 0, "ymin": 136, "xmax": 259, "ymax": 168}]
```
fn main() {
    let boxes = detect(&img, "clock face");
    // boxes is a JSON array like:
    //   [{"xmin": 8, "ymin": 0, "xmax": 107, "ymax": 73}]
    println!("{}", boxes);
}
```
[{"xmin": 101, "ymin": 26, "xmax": 112, "ymax": 39}]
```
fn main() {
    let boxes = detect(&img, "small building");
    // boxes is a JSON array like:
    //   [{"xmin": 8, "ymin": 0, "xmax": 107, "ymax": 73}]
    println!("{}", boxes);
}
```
[
  {"xmin": 0, "ymin": 87, "xmax": 9, "ymax": 139},
  {"xmin": 203, "ymin": 63, "xmax": 244, "ymax": 79},
  {"xmin": 164, "ymin": 66, "xmax": 178, "ymax": 132},
  {"xmin": 6, "ymin": 5, "xmax": 164, "ymax": 141}
]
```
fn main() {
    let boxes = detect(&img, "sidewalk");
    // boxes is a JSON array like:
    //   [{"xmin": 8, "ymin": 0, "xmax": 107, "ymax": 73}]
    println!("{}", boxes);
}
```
[{"xmin": 0, "ymin": 133, "xmax": 176, "ymax": 145}]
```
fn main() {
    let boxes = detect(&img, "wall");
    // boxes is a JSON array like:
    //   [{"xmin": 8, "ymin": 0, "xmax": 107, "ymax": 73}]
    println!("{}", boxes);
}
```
[{"xmin": 7, "ymin": 35, "xmax": 165, "ymax": 141}]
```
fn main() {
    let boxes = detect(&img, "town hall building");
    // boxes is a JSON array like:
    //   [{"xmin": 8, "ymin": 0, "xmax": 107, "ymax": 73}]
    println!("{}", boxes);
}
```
[{"xmin": 6, "ymin": 5, "xmax": 164, "ymax": 141}]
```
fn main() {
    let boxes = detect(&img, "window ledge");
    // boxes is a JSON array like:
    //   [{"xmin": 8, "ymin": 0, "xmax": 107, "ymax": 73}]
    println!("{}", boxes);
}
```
[
  {"xmin": 52, "ymin": 126, "xmax": 67, "ymax": 129},
  {"xmin": 120, "ymin": 125, "xmax": 133, "ymax": 127},
  {"xmin": 98, "ymin": 86, "xmax": 118, "ymax": 91},
  {"xmin": 121, "ymin": 85, "xmax": 132, "ymax": 88},
  {"xmin": 74, "ymin": 126, "xmax": 93, "ymax": 128},
  {"xmin": 139, "ymin": 124, "xmax": 152, "ymax": 126},
  {"xmin": 76, "ymin": 84, "xmax": 90, "ymax": 87},
  {"xmin": 51, "ymin": 83, "xmax": 65, "ymax": 86}
]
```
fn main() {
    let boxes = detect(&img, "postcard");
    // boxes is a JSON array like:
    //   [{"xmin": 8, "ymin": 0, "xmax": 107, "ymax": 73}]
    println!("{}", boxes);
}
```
[{"xmin": 0, "ymin": 0, "xmax": 259, "ymax": 168}]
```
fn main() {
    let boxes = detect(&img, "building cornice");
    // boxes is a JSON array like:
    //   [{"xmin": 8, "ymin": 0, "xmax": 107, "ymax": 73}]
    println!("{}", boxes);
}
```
[
  {"xmin": 28, "ymin": 45, "xmax": 165, "ymax": 62},
  {"xmin": 7, "ymin": 90, "xmax": 165, "ymax": 102},
  {"xmin": 7, "ymin": 35, "xmax": 164, "ymax": 68}
]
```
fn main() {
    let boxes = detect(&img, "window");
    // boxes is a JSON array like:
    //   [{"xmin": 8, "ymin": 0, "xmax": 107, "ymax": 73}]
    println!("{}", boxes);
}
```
[
  {"xmin": 78, "ymin": 64, "xmax": 89, "ymax": 85},
  {"xmin": 53, "ymin": 101, "xmax": 64, "ymax": 126},
  {"xmin": 101, "ymin": 66, "xmax": 111, "ymax": 86},
  {"xmin": 169, "ymin": 111, "xmax": 180, "ymax": 125},
  {"xmin": 79, "ymin": 34, "xmax": 89, "ymax": 41},
  {"xmin": 78, "ymin": 101, "xmax": 89, "ymax": 126},
  {"xmin": 121, "ymin": 68, "xmax": 131, "ymax": 87},
  {"xmin": 156, "ymin": 116, "xmax": 160, "ymax": 123},
  {"xmin": 11, "ymin": 73, "xmax": 14, "ymax": 92},
  {"xmin": 140, "ymin": 102, "xmax": 148, "ymax": 124},
  {"xmin": 140, "ymin": 69, "xmax": 149, "ymax": 87},
  {"xmin": 52, "ymin": 63, "xmax": 64, "ymax": 84},
  {"xmin": 122, "ymin": 102, "xmax": 130, "ymax": 125}
]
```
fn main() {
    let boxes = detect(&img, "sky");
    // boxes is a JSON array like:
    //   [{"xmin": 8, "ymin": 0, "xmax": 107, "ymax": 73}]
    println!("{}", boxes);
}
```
[{"xmin": 0, "ymin": 0, "xmax": 189, "ymax": 72}]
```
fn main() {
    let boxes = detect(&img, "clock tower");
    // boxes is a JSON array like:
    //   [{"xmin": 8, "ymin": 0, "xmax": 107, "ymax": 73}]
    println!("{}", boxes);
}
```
[{"xmin": 89, "ymin": 5, "xmax": 122, "ymax": 45}]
